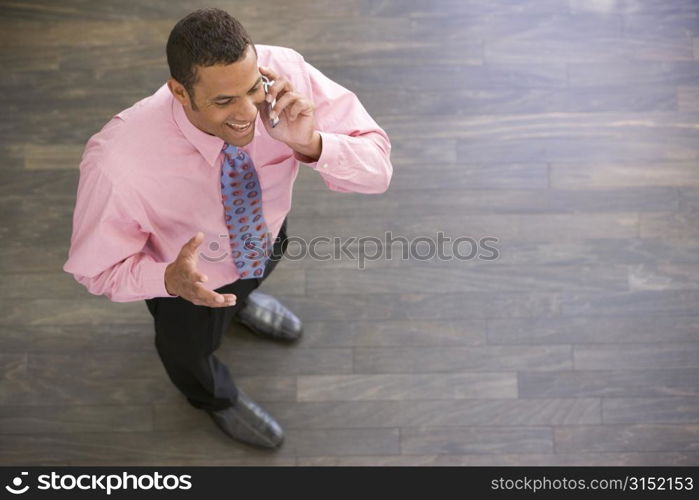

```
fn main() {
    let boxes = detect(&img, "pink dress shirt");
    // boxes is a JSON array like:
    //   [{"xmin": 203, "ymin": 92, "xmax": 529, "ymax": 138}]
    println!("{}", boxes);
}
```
[{"xmin": 63, "ymin": 44, "xmax": 393, "ymax": 302}]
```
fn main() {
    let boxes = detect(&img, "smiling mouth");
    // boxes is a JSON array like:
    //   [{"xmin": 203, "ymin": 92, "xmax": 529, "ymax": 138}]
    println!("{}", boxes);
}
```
[{"xmin": 226, "ymin": 121, "xmax": 252, "ymax": 133}]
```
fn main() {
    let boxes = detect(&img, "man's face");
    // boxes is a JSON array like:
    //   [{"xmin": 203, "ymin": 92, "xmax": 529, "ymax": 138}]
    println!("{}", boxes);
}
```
[{"xmin": 169, "ymin": 45, "xmax": 265, "ymax": 147}]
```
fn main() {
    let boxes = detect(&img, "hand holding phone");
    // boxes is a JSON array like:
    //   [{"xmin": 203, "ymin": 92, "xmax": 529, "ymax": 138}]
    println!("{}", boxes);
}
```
[
  {"xmin": 258, "ymin": 66, "xmax": 317, "ymax": 156},
  {"xmin": 261, "ymin": 75, "xmax": 279, "ymax": 128}
]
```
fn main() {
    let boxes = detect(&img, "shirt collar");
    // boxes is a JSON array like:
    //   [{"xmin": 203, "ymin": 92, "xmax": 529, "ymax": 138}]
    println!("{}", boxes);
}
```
[
  {"xmin": 171, "ymin": 95, "xmax": 224, "ymax": 167},
  {"xmin": 171, "ymin": 94, "xmax": 261, "ymax": 167}
]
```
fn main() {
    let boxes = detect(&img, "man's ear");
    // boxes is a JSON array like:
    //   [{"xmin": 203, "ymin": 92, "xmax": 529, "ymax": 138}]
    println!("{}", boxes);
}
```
[{"xmin": 167, "ymin": 78, "xmax": 189, "ymax": 107}]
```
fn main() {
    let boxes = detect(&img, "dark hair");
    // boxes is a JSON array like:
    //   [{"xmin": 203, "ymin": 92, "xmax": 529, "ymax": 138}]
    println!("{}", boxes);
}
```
[{"xmin": 166, "ymin": 8, "xmax": 256, "ymax": 106}]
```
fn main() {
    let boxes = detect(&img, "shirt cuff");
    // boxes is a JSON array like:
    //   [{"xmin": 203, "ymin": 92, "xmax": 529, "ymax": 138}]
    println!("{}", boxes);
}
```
[
  {"xmin": 142, "ymin": 261, "xmax": 175, "ymax": 298},
  {"xmin": 293, "ymin": 131, "xmax": 342, "ymax": 171}
]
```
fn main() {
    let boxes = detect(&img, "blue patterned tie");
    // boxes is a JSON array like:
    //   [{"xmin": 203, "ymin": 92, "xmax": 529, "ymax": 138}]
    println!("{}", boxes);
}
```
[{"xmin": 220, "ymin": 144, "xmax": 273, "ymax": 279}]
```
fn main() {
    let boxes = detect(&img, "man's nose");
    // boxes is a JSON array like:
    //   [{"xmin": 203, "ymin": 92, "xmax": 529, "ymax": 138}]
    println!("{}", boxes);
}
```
[{"xmin": 240, "ymin": 95, "xmax": 261, "ymax": 121}]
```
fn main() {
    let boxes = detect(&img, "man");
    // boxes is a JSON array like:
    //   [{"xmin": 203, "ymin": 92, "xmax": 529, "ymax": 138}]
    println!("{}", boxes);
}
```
[{"xmin": 63, "ymin": 8, "xmax": 392, "ymax": 450}]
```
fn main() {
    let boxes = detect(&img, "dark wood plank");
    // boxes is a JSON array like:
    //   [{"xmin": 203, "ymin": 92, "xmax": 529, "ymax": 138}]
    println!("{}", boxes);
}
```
[
  {"xmin": 0, "ymin": 373, "xmax": 294, "ymax": 406},
  {"xmin": 304, "ymin": 264, "xmax": 631, "ymax": 295},
  {"xmin": 273, "ymin": 291, "xmax": 559, "ymax": 321},
  {"xmin": 569, "ymin": 62, "xmax": 699, "ymax": 87},
  {"xmin": 451, "ymin": 113, "xmax": 699, "ymax": 163},
  {"xmin": 603, "ymin": 398, "xmax": 699, "ymax": 424},
  {"xmin": 629, "ymin": 263, "xmax": 699, "ymax": 290},
  {"xmin": 287, "ymin": 213, "xmax": 640, "ymax": 242},
  {"xmin": 298, "ymin": 452, "xmax": 699, "ymax": 466},
  {"xmin": 360, "ymin": 0, "xmax": 569, "ymax": 17},
  {"xmin": 297, "ymin": 373, "xmax": 518, "ymax": 401},
  {"xmin": 0, "ymin": 430, "xmax": 288, "ymax": 464},
  {"xmin": 1, "ymin": 323, "xmax": 153, "ymax": 352},
  {"xmin": 27, "ymin": 351, "xmax": 164, "ymax": 379},
  {"xmin": 353, "ymin": 345, "xmax": 573, "ymax": 373},
  {"xmin": 291, "ymin": 187, "xmax": 680, "ymax": 216},
  {"xmin": 0, "ymin": 353, "xmax": 27, "ymax": 379},
  {"xmin": 320, "ymin": 62, "xmax": 567, "ymax": 93},
  {"xmin": 488, "ymin": 315, "xmax": 699, "ymax": 344},
  {"xmin": 678, "ymin": 85, "xmax": 699, "ymax": 112},
  {"xmin": 407, "ymin": 11, "xmax": 622, "ymax": 41},
  {"xmin": 0, "ymin": 405, "xmax": 152, "ymax": 433},
  {"xmin": 570, "ymin": 0, "xmax": 699, "ymax": 15},
  {"xmin": 551, "ymin": 160, "xmax": 699, "ymax": 189},
  {"xmin": 218, "ymin": 346, "xmax": 353, "ymax": 375},
  {"xmin": 625, "ymin": 13, "xmax": 699, "ymax": 38},
  {"xmin": 519, "ymin": 370, "xmax": 699, "ymax": 398},
  {"xmin": 0, "ymin": 0, "xmax": 359, "ymax": 21},
  {"xmin": 641, "ymin": 212, "xmax": 699, "ymax": 239},
  {"xmin": 679, "ymin": 187, "xmax": 699, "ymax": 211},
  {"xmin": 559, "ymin": 290, "xmax": 699, "ymax": 317},
  {"xmin": 0, "ymin": 374, "xmax": 178, "ymax": 406},
  {"xmin": 554, "ymin": 424, "xmax": 699, "ymax": 453},
  {"xmin": 251, "ymin": 267, "xmax": 306, "ymax": 295},
  {"xmin": 574, "ymin": 343, "xmax": 699, "ymax": 370},
  {"xmin": 484, "ymin": 37, "xmax": 693, "ymax": 64},
  {"xmin": 282, "ymin": 428, "xmax": 400, "ymax": 457},
  {"xmin": 289, "ymin": 319, "xmax": 487, "ymax": 348},
  {"xmin": 0, "ymin": 169, "xmax": 78, "ymax": 198},
  {"xmin": 0, "ymin": 298, "xmax": 150, "ymax": 326},
  {"xmin": 250, "ymin": 17, "xmax": 483, "ymax": 66},
  {"xmin": 354, "ymin": 85, "xmax": 678, "ymax": 117},
  {"xmin": 0, "ymin": 272, "xmax": 102, "ymax": 300},
  {"xmin": 401, "ymin": 427, "xmax": 553, "ymax": 455}
]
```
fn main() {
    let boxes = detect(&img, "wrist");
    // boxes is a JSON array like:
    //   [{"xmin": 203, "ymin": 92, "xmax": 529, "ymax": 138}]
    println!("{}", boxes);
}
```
[
  {"xmin": 289, "ymin": 131, "xmax": 322, "ymax": 162},
  {"xmin": 164, "ymin": 264, "xmax": 177, "ymax": 297}
]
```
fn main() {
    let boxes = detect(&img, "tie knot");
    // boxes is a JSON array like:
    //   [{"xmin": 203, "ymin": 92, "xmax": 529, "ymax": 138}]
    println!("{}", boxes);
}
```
[{"xmin": 223, "ymin": 143, "xmax": 249, "ymax": 162}]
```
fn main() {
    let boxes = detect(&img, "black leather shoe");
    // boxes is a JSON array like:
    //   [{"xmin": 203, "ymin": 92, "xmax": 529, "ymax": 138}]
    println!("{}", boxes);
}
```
[
  {"xmin": 235, "ymin": 290, "xmax": 303, "ymax": 342},
  {"xmin": 206, "ymin": 388, "xmax": 284, "ymax": 449}
]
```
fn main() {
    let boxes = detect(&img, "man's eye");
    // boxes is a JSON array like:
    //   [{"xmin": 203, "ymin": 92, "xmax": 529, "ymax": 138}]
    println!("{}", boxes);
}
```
[{"xmin": 216, "ymin": 100, "xmax": 231, "ymax": 106}]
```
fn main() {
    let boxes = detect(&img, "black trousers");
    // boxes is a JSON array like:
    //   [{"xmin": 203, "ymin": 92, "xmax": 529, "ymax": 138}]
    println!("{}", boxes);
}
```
[{"xmin": 145, "ymin": 218, "xmax": 289, "ymax": 412}]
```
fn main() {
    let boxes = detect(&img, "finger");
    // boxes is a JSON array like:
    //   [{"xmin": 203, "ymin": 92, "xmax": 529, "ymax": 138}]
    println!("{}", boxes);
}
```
[
  {"xmin": 287, "ymin": 98, "xmax": 312, "ymax": 121},
  {"xmin": 210, "ymin": 294, "xmax": 237, "ymax": 307},
  {"xmin": 270, "ymin": 92, "xmax": 298, "ymax": 120},
  {"xmin": 265, "ymin": 77, "xmax": 293, "ymax": 105},
  {"xmin": 192, "ymin": 283, "xmax": 236, "ymax": 307},
  {"xmin": 194, "ymin": 285, "xmax": 224, "ymax": 306},
  {"xmin": 181, "ymin": 232, "xmax": 204, "ymax": 258},
  {"xmin": 258, "ymin": 65, "xmax": 279, "ymax": 82}
]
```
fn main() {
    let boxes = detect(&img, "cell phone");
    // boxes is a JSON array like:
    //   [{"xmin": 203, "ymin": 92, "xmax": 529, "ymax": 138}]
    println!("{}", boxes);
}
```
[{"xmin": 260, "ymin": 75, "xmax": 279, "ymax": 128}]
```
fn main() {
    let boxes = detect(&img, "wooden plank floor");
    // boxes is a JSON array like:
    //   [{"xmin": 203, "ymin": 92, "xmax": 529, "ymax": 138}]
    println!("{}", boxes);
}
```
[{"xmin": 1, "ymin": 0, "xmax": 698, "ymax": 465}]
